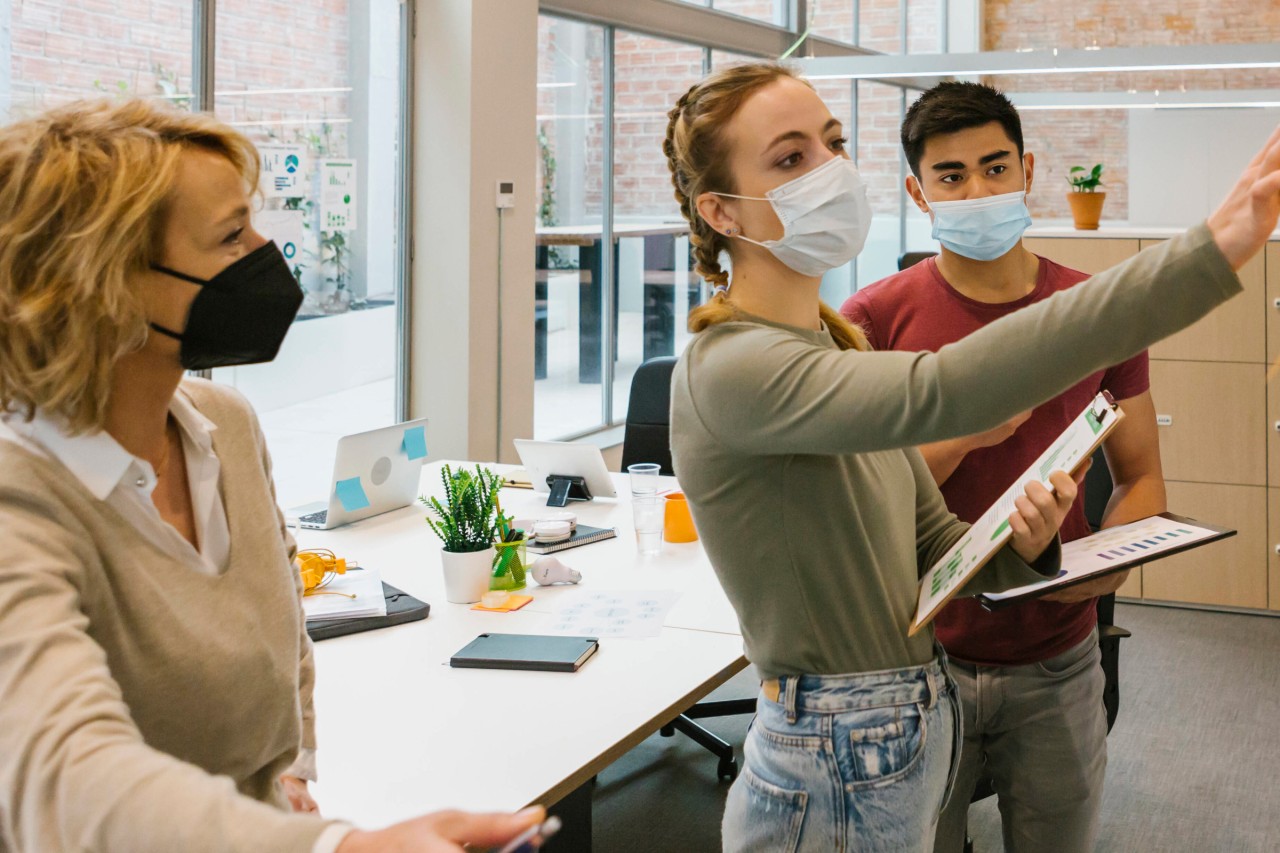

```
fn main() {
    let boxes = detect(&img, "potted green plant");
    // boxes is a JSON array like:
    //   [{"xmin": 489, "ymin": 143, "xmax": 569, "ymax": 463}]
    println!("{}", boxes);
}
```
[
  {"xmin": 1066, "ymin": 163, "xmax": 1106, "ymax": 230},
  {"xmin": 421, "ymin": 465, "xmax": 511, "ymax": 603},
  {"xmin": 417, "ymin": 466, "xmax": 522, "ymax": 596}
]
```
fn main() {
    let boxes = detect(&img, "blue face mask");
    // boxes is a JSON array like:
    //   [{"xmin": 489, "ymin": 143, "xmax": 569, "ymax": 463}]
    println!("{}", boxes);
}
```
[{"xmin": 923, "ymin": 180, "xmax": 1032, "ymax": 262}]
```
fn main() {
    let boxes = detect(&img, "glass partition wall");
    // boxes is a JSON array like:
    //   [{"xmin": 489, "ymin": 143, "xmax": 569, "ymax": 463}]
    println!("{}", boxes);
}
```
[
  {"xmin": 2, "ymin": 1, "xmax": 411, "ymax": 508},
  {"xmin": 533, "ymin": 3, "xmax": 938, "ymax": 439},
  {"xmin": 207, "ymin": 0, "xmax": 410, "ymax": 509}
]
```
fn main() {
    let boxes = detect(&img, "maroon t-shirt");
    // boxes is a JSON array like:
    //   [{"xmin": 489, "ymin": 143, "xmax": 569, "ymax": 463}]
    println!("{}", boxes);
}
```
[{"xmin": 841, "ymin": 255, "xmax": 1149, "ymax": 666}]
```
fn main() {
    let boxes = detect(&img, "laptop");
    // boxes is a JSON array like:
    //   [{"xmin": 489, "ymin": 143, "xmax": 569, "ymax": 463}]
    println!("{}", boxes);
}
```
[{"xmin": 287, "ymin": 418, "xmax": 429, "ymax": 530}]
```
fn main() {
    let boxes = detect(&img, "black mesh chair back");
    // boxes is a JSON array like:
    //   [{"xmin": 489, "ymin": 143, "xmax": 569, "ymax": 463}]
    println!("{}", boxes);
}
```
[{"xmin": 621, "ymin": 357, "xmax": 678, "ymax": 476}]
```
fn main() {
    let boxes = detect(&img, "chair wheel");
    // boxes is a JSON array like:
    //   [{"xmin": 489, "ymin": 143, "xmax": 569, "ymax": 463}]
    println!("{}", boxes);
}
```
[
  {"xmin": 660, "ymin": 724, "xmax": 675, "ymax": 737},
  {"xmin": 718, "ymin": 756, "xmax": 738, "ymax": 782}
]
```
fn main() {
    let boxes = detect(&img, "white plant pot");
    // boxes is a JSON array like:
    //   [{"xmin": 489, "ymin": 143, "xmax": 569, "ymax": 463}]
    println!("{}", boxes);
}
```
[{"xmin": 441, "ymin": 547, "xmax": 495, "ymax": 604}]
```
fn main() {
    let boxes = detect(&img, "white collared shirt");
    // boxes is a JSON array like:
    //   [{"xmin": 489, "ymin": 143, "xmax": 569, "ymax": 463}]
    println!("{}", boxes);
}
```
[
  {"xmin": 0, "ymin": 398, "xmax": 351, "ymax": 852},
  {"xmin": 0, "ymin": 393, "xmax": 231, "ymax": 573}
]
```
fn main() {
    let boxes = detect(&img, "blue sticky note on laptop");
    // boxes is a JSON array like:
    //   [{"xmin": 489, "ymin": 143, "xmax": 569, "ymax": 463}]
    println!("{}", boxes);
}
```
[
  {"xmin": 335, "ymin": 477, "xmax": 371, "ymax": 512},
  {"xmin": 402, "ymin": 425, "xmax": 427, "ymax": 460}
]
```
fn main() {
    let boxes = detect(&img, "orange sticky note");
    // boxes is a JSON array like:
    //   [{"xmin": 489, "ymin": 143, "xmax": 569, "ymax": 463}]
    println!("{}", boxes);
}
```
[{"xmin": 471, "ymin": 594, "xmax": 534, "ymax": 613}]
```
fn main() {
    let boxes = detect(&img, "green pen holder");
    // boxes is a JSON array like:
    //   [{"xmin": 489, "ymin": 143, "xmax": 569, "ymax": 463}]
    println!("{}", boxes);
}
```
[{"xmin": 490, "ymin": 538, "xmax": 528, "ymax": 591}]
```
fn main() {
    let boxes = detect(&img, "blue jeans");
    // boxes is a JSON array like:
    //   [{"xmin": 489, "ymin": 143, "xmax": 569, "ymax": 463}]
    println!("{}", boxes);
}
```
[{"xmin": 723, "ymin": 657, "xmax": 962, "ymax": 852}]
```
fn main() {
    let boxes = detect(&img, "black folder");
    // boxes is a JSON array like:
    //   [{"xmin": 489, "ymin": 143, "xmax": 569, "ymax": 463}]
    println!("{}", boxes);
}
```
[
  {"xmin": 450, "ymin": 633, "xmax": 599, "ymax": 672},
  {"xmin": 306, "ymin": 581, "xmax": 430, "ymax": 642}
]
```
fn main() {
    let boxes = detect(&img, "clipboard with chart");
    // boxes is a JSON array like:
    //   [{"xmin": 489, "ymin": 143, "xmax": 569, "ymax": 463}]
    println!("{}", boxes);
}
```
[
  {"xmin": 909, "ymin": 391, "xmax": 1125, "ymax": 636},
  {"xmin": 976, "ymin": 513, "xmax": 1235, "ymax": 609}
]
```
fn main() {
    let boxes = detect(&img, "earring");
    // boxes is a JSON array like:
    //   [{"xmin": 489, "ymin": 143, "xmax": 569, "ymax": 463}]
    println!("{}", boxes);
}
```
[{"xmin": 725, "ymin": 226, "xmax": 737, "ymax": 235}]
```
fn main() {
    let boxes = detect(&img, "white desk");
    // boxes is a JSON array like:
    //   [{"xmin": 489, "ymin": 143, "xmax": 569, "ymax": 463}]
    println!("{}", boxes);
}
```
[{"xmin": 302, "ymin": 464, "xmax": 746, "ymax": 832}]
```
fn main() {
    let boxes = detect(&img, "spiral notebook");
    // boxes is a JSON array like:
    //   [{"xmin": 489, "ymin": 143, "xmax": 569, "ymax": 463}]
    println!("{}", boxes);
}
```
[{"xmin": 526, "ymin": 524, "xmax": 617, "ymax": 555}]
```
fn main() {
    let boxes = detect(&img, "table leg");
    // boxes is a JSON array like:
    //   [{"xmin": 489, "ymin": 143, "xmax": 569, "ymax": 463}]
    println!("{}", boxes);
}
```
[
  {"xmin": 642, "ymin": 282, "xmax": 675, "ymax": 362},
  {"xmin": 578, "ymin": 242, "xmax": 602, "ymax": 384},
  {"xmin": 534, "ymin": 246, "xmax": 549, "ymax": 381},
  {"xmin": 642, "ymin": 234, "xmax": 677, "ymax": 362},
  {"xmin": 535, "ymin": 279, "xmax": 548, "ymax": 381},
  {"xmin": 544, "ymin": 778, "xmax": 593, "ymax": 852},
  {"xmin": 577, "ymin": 241, "xmax": 619, "ymax": 384}
]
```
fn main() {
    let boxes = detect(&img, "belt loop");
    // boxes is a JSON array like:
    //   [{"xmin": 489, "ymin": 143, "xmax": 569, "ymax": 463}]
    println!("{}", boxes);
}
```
[{"xmin": 783, "ymin": 675, "xmax": 799, "ymax": 724}]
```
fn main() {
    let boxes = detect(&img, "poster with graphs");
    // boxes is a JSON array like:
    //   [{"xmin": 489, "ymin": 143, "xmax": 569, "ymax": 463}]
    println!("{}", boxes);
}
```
[{"xmin": 318, "ymin": 159, "xmax": 358, "ymax": 231}]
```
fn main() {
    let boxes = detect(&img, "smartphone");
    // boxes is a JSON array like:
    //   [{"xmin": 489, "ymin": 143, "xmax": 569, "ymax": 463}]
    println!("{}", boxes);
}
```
[{"xmin": 495, "ymin": 815, "xmax": 562, "ymax": 853}]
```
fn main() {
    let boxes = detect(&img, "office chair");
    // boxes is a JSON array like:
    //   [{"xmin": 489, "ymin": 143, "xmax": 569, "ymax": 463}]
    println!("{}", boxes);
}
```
[
  {"xmin": 898, "ymin": 250, "xmax": 938, "ymax": 270},
  {"xmin": 963, "ymin": 446, "xmax": 1131, "ymax": 852},
  {"xmin": 621, "ymin": 356, "xmax": 752, "ymax": 781}
]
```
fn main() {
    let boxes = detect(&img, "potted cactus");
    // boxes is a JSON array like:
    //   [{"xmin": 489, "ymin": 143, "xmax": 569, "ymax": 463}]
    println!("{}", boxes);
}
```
[{"xmin": 1066, "ymin": 163, "xmax": 1106, "ymax": 230}]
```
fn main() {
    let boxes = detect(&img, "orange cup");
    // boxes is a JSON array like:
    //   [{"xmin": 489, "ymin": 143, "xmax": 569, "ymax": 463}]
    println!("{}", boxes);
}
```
[{"xmin": 663, "ymin": 492, "xmax": 698, "ymax": 543}]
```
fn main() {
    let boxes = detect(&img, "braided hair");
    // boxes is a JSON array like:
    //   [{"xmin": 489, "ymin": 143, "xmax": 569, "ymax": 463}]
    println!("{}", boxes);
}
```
[{"xmin": 662, "ymin": 62, "xmax": 870, "ymax": 352}]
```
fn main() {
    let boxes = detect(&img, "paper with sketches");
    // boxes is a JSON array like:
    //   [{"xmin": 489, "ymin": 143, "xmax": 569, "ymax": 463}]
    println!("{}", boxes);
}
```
[{"xmin": 544, "ymin": 590, "xmax": 680, "ymax": 639}]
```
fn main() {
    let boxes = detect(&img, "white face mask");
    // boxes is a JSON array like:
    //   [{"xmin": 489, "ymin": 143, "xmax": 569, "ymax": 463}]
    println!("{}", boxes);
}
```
[
  {"xmin": 919, "ymin": 173, "xmax": 1032, "ymax": 262},
  {"xmin": 713, "ymin": 156, "xmax": 872, "ymax": 278}
]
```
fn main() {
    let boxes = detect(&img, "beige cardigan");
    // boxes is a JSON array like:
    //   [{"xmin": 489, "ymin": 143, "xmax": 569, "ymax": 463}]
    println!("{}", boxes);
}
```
[{"xmin": 0, "ymin": 379, "xmax": 333, "ymax": 852}]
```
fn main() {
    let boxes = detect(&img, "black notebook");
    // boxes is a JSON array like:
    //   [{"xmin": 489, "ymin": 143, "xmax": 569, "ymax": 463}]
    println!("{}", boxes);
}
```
[
  {"xmin": 306, "ymin": 581, "xmax": 430, "ymax": 642},
  {"xmin": 450, "ymin": 633, "xmax": 599, "ymax": 672},
  {"xmin": 526, "ymin": 523, "xmax": 617, "ymax": 555}
]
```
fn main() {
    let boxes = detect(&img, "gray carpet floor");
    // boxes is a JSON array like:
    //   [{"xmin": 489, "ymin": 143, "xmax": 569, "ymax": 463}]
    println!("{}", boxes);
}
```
[{"xmin": 591, "ymin": 604, "xmax": 1280, "ymax": 852}]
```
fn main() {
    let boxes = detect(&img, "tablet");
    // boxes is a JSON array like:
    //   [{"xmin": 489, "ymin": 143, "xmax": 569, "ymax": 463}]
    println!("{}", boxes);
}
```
[
  {"xmin": 450, "ymin": 633, "xmax": 599, "ymax": 673},
  {"xmin": 512, "ymin": 439, "xmax": 618, "ymax": 499}
]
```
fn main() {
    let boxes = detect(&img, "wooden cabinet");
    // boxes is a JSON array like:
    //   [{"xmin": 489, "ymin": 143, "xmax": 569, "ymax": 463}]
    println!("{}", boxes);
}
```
[
  {"xmin": 1141, "ymin": 240, "xmax": 1266, "ymax": 364},
  {"xmin": 1148, "ymin": 360, "xmax": 1266, "ymax": 487},
  {"xmin": 1116, "ymin": 565, "xmax": 1142, "ymax": 599},
  {"xmin": 1271, "ymin": 376, "xmax": 1280, "ymax": 489},
  {"xmin": 1271, "ymin": 489, "xmax": 1280, "ymax": 611},
  {"xmin": 1268, "ymin": 244, "xmax": 1280, "ymax": 367},
  {"xmin": 1022, "ymin": 237, "xmax": 1138, "ymax": 275},
  {"xmin": 1024, "ymin": 233, "xmax": 1276, "ymax": 613},
  {"xmin": 1142, "ymin": 482, "xmax": 1268, "ymax": 609}
]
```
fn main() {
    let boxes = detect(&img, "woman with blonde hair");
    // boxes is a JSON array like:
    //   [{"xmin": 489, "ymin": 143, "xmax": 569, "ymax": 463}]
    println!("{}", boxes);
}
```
[
  {"xmin": 0, "ymin": 99, "xmax": 543, "ymax": 853},
  {"xmin": 663, "ymin": 62, "xmax": 1279, "ymax": 851}
]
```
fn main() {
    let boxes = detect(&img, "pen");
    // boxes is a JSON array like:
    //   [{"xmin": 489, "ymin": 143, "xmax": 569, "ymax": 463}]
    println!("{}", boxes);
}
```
[{"xmin": 495, "ymin": 815, "xmax": 561, "ymax": 853}]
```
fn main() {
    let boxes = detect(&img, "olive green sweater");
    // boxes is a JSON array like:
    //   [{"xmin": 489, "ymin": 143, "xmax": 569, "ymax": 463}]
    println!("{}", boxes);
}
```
[
  {"xmin": 0, "ymin": 380, "xmax": 334, "ymax": 852},
  {"xmin": 672, "ymin": 223, "xmax": 1240, "ymax": 680}
]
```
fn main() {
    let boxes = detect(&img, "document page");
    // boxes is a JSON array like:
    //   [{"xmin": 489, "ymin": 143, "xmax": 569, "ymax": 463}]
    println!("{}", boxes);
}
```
[
  {"xmin": 910, "ymin": 392, "xmax": 1124, "ymax": 635},
  {"xmin": 978, "ymin": 514, "xmax": 1234, "ymax": 607}
]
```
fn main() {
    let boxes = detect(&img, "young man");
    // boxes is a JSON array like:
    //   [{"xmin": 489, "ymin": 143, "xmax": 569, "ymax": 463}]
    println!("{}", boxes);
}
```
[{"xmin": 841, "ymin": 82, "xmax": 1167, "ymax": 853}]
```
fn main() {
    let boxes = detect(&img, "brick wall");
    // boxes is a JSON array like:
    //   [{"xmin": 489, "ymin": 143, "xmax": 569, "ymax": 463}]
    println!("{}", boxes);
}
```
[
  {"xmin": 8, "ymin": 0, "xmax": 350, "ymax": 152},
  {"xmin": 612, "ymin": 31, "xmax": 704, "ymax": 217},
  {"xmin": 7, "ymin": 1, "xmax": 193, "ymax": 112},
  {"xmin": 984, "ymin": 0, "xmax": 1280, "ymax": 221}
]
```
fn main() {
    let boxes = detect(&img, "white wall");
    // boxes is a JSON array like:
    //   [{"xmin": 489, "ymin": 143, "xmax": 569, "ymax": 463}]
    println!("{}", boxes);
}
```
[
  {"xmin": 412, "ymin": 0, "xmax": 538, "ymax": 464},
  {"xmin": 1129, "ymin": 107, "xmax": 1280, "ymax": 227}
]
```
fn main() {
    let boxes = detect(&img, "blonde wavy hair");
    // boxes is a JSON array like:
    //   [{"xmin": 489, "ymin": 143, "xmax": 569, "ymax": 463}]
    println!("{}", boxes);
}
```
[
  {"xmin": 662, "ymin": 62, "xmax": 870, "ymax": 352},
  {"xmin": 0, "ymin": 98, "xmax": 260, "ymax": 434}
]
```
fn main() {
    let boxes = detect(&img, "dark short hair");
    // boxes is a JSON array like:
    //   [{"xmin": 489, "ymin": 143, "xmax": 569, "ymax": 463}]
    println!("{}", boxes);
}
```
[{"xmin": 900, "ymin": 81, "xmax": 1023, "ymax": 178}]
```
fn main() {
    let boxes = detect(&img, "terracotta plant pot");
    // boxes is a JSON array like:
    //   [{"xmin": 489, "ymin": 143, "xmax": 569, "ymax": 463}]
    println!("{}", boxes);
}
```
[{"xmin": 1067, "ymin": 192, "xmax": 1106, "ymax": 230}]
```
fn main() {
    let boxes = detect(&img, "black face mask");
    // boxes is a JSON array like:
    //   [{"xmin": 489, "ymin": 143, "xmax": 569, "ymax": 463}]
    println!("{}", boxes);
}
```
[{"xmin": 149, "ymin": 241, "xmax": 304, "ymax": 371}]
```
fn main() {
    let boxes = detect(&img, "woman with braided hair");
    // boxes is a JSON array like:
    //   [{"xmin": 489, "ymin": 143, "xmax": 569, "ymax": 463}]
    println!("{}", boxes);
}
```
[{"xmin": 664, "ymin": 62, "xmax": 1280, "ymax": 851}]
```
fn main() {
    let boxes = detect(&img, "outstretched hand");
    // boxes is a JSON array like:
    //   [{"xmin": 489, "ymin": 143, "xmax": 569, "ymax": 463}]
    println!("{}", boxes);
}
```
[{"xmin": 1207, "ymin": 123, "xmax": 1280, "ymax": 271}]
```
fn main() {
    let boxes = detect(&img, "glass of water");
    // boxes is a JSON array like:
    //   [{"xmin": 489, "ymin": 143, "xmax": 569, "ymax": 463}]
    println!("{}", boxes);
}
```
[
  {"xmin": 627, "ymin": 462, "xmax": 661, "ymax": 497},
  {"xmin": 632, "ymin": 495, "xmax": 664, "ymax": 556}
]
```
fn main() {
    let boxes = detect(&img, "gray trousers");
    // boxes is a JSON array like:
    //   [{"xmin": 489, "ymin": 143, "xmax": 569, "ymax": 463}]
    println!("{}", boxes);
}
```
[{"xmin": 932, "ymin": 630, "xmax": 1107, "ymax": 853}]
